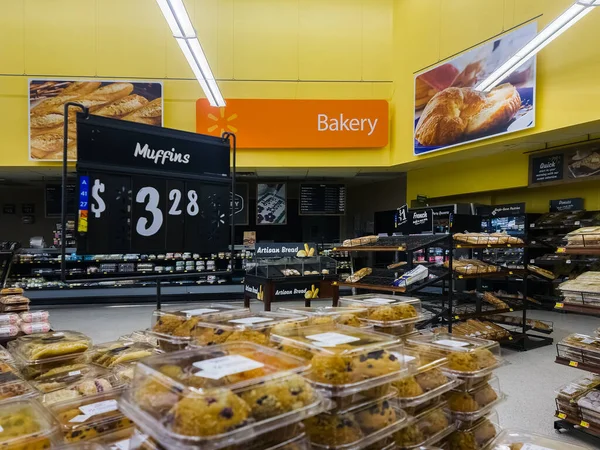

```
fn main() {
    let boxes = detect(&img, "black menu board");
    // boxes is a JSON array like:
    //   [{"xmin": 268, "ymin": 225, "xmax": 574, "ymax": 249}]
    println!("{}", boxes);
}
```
[
  {"xmin": 300, "ymin": 184, "xmax": 346, "ymax": 216},
  {"xmin": 45, "ymin": 183, "xmax": 77, "ymax": 217}
]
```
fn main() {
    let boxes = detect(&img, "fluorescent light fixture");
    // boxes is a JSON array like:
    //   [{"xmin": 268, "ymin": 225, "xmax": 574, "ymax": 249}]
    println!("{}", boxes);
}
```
[
  {"xmin": 156, "ymin": 0, "xmax": 225, "ymax": 107},
  {"xmin": 476, "ymin": 0, "xmax": 599, "ymax": 92}
]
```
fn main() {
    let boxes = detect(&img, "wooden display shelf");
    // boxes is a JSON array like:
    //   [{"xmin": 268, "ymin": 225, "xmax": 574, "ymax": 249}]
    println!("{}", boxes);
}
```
[
  {"xmin": 554, "ymin": 414, "xmax": 600, "ymax": 439},
  {"xmin": 555, "ymin": 356, "xmax": 600, "ymax": 375},
  {"xmin": 555, "ymin": 302, "xmax": 600, "ymax": 316}
]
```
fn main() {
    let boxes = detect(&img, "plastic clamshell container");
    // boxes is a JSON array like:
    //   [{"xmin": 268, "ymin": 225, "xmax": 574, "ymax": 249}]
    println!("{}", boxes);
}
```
[
  {"xmin": 54, "ymin": 443, "xmax": 105, "ymax": 450},
  {"xmin": 193, "ymin": 310, "xmax": 308, "ymax": 346},
  {"xmin": 49, "ymin": 390, "xmax": 133, "ymax": 443},
  {"xmin": 488, "ymin": 429, "xmax": 592, "ymax": 450},
  {"xmin": 271, "ymin": 323, "xmax": 409, "ymax": 398},
  {"xmin": 555, "ymin": 375, "xmax": 600, "ymax": 402},
  {"xmin": 39, "ymin": 370, "xmax": 124, "ymax": 407},
  {"xmin": 111, "ymin": 363, "xmax": 136, "ymax": 385},
  {"xmin": 0, "ymin": 313, "xmax": 19, "ymax": 326},
  {"xmin": 88, "ymin": 426, "xmax": 135, "ymax": 450},
  {"xmin": 394, "ymin": 402, "xmax": 455, "ymax": 449},
  {"xmin": 30, "ymin": 365, "xmax": 106, "ymax": 393},
  {"xmin": 406, "ymin": 334, "xmax": 502, "ymax": 384},
  {"xmin": 16, "ymin": 354, "xmax": 92, "ymax": 382},
  {"xmin": 90, "ymin": 341, "xmax": 157, "ymax": 369},
  {"xmin": 394, "ymin": 366, "xmax": 462, "ymax": 409},
  {"xmin": 339, "ymin": 294, "xmax": 422, "ymax": 306},
  {"xmin": 557, "ymin": 333, "xmax": 600, "ymax": 365},
  {"xmin": 119, "ymin": 331, "xmax": 158, "ymax": 347},
  {"xmin": 148, "ymin": 304, "xmax": 249, "ymax": 352},
  {"xmin": 445, "ymin": 411, "xmax": 500, "ymax": 450},
  {"xmin": 276, "ymin": 307, "xmax": 369, "ymax": 328},
  {"xmin": 8, "ymin": 331, "xmax": 92, "ymax": 364},
  {"xmin": 0, "ymin": 373, "xmax": 37, "ymax": 402},
  {"xmin": 445, "ymin": 376, "xmax": 505, "ymax": 422},
  {"xmin": 0, "ymin": 398, "xmax": 60, "ymax": 450},
  {"xmin": 0, "ymin": 346, "xmax": 14, "ymax": 362},
  {"xmin": 304, "ymin": 397, "xmax": 408, "ymax": 450}
]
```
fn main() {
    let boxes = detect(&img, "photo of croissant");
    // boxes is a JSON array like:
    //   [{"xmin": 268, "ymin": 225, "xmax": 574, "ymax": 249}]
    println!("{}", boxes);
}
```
[
  {"xmin": 414, "ymin": 22, "xmax": 537, "ymax": 154},
  {"xmin": 29, "ymin": 80, "xmax": 163, "ymax": 161}
]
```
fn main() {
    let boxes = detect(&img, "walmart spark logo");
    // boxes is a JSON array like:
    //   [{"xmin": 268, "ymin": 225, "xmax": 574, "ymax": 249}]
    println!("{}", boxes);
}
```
[{"xmin": 207, "ymin": 108, "xmax": 238, "ymax": 135}]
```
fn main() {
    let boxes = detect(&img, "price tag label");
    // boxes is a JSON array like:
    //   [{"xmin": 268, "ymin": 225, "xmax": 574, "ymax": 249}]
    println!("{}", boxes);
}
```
[
  {"xmin": 575, "ymin": 221, "xmax": 581, "ymax": 225},
  {"xmin": 509, "ymin": 308, "xmax": 514, "ymax": 312},
  {"xmin": 306, "ymin": 332, "xmax": 360, "ymax": 346},
  {"xmin": 530, "ymin": 223, "xmax": 535, "ymax": 228},
  {"xmin": 557, "ymin": 413, "xmax": 567, "ymax": 419},
  {"xmin": 566, "ymin": 260, "xmax": 571, "ymax": 264},
  {"xmin": 455, "ymin": 316, "xmax": 460, "ymax": 320},
  {"xmin": 530, "ymin": 259, "xmax": 535, "ymax": 264},
  {"xmin": 581, "ymin": 420, "xmax": 590, "ymax": 428},
  {"xmin": 555, "ymin": 303, "xmax": 564, "ymax": 309},
  {"xmin": 569, "ymin": 361, "xmax": 579, "ymax": 367},
  {"xmin": 193, "ymin": 355, "xmax": 264, "ymax": 380},
  {"xmin": 228, "ymin": 317, "xmax": 273, "ymax": 325},
  {"xmin": 557, "ymin": 247, "xmax": 566, "ymax": 253},
  {"xmin": 508, "ymin": 336, "xmax": 513, "ymax": 341}
]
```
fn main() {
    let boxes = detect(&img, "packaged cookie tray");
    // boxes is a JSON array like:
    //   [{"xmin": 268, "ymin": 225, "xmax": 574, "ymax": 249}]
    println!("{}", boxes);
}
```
[
  {"xmin": 395, "ymin": 402, "xmax": 455, "ymax": 449},
  {"xmin": 443, "ymin": 410, "xmax": 500, "ymax": 450},
  {"xmin": 276, "ymin": 306, "xmax": 371, "ymax": 328},
  {"xmin": 0, "ymin": 398, "xmax": 61, "ymax": 449},
  {"xmin": 49, "ymin": 390, "xmax": 133, "ymax": 443},
  {"xmin": 487, "ymin": 429, "xmax": 591, "ymax": 450},
  {"xmin": 39, "ymin": 370, "xmax": 125, "ymax": 407},
  {"xmin": 8, "ymin": 330, "xmax": 92, "ymax": 365},
  {"xmin": 89, "ymin": 341, "xmax": 158, "ymax": 369},
  {"xmin": 0, "ymin": 372, "xmax": 38, "ymax": 402},
  {"xmin": 339, "ymin": 294, "xmax": 422, "ymax": 306},
  {"xmin": 120, "ymin": 377, "xmax": 325, "ymax": 450},
  {"xmin": 445, "ymin": 376, "xmax": 506, "ymax": 422},
  {"xmin": 304, "ymin": 397, "xmax": 408, "ymax": 450},
  {"xmin": 555, "ymin": 375, "xmax": 600, "ymax": 402}
]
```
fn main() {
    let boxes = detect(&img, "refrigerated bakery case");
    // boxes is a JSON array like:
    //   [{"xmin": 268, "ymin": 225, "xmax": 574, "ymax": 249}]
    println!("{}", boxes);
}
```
[{"xmin": 244, "ymin": 255, "xmax": 339, "ymax": 310}]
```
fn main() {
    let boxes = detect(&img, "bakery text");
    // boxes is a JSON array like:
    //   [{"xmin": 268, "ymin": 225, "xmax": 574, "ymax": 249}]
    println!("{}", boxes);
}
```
[
  {"xmin": 317, "ymin": 114, "xmax": 378, "ymax": 136},
  {"xmin": 133, "ymin": 142, "xmax": 191, "ymax": 165}
]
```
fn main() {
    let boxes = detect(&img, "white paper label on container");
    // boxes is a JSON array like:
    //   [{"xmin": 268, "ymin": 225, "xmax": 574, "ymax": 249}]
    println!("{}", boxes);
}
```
[
  {"xmin": 435, "ymin": 339, "xmax": 469, "ymax": 348},
  {"xmin": 182, "ymin": 308, "xmax": 219, "ymax": 316},
  {"xmin": 193, "ymin": 355, "xmax": 264, "ymax": 379},
  {"xmin": 68, "ymin": 370, "xmax": 82, "ymax": 377},
  {"xmin": 521, "ymin": 444, "xmax": 552, "ymax": 450},
  {"xmin": 0, "ymin": 425, "xmax": 4, "ymax": 433},
  {"xmin": 69, "ymin": 415, "xmax": 90, "ymax": 423},
  {"xmin": 53, "ymin": 332, "xmax": 65, "ymax": 337},
  {"xmin": 306, "ymin": 332, "xmax": 360, "ymax": 346},
  {"xmin": 110, "ymin": 439, "xmax": 131, "ymax": 450},
  {"xmin": 365, "ymin": 298, "xmax": 396, "ymax": 304},
  {"xmin": 561, "ymin": 384, "xmax": 580, "ymax": 395},
  {"xmin": 390, "ymin": 352, "xmax": 415, "ymax": 365},
  {"xmin": 228, "ymin": 317, "xmax": 274, "ymax": 325},
  {"xmin": 581, "ymin": 338, "xmax": 599, "ymax": 345},
  {"xmin": 79, "ymin": 399, "xmax": 118, "ymax": 417}
]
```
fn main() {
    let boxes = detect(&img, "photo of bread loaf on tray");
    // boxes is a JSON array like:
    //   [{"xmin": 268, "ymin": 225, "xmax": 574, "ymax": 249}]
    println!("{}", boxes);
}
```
[
  {"xmin": 29, "ymin": 79, "xmax": 163, "ymax": 161},
  {"xmin": 414, "ymin": 22, "xmax": 536, "ymax": 153}
]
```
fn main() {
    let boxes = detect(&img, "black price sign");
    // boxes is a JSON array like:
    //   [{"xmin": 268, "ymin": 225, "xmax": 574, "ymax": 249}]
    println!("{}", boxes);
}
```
[
  {"xmin": 409, "ymin": 209, "xmax": 433, "ymax": 234},
  {"xmin": 394, "ymin": 204, "xmax": 408, "ymax": 229},
  {"xmin": 532, "ymin": 153, "xmax": 563, "ymax": 183},
  {"xmin": 550, "ymin": 198, "xmax": 584, "ymax": 212},
  {"xmin": 76, "ymin": 114, "xmax": 231, "ymax": 254}
]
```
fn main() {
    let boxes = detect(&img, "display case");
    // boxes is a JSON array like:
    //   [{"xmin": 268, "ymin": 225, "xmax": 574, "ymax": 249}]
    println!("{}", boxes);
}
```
[{"xmin": 244, "ymin": 255, "xmax": 339, "ymax": 310}]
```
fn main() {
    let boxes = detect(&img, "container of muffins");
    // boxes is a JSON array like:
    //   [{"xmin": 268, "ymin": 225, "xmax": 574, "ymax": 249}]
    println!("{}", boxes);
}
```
[
  {"xmin": 444, "ymin": 410, "xmax": 500, "ymax": 450},
  {"xmin": 271, "ymin": 323, "xmax": 411, "ymax": 399},
  {"xmin": 89, "ymin": 341, "xmax": 157, "ymax": 369},
  {"xmin": 276, "ymin": 306, "xmax": 370, "ymax": 328},
  {"xmin": 88, "ymin": 426, "xmax": 136, "ymax": 449},
  {"xmin": 119, "ymin": 343, "xmax": 324, "ymax": 450},
  {"xmin": 304, "ymin": 396, "xmax": 408, "ymax": 449},
  {"xmin": 394, "ymin": 402, "xmax": 455, "ymax": 448},
  {"xmin": 38, "ymin": 369, "xmax": 124, "ymax": 407},
  {"xmin": 148, "ymin": 304, "xmax": 249, "ymax": 352},
  {"xmin": 487, "ymin": 429, "xmax": 591, "ymax": 450},
  {"xmin": 49, "ymin": 390, "xmax": 133, "ymax": 443},
  {"xmin": 192, "ymin": 310, "xmax": 308, "ymax": 347},
  {"xmin": 0, "ymin": 398, "xmax": 61, "ymax": 450},
  {"xmin": 0, "ymin": 372, "xmax": 37, "ymax": 403},
  {"xmin": 406, "ymin": 334, "xmax": 502, "ymax": 389},
  {"xmin": 445, "ymin": 376, "xmax": 505, "ymax": 422},
  {"xmin": 339, "ymin": 296, "xmax": 425, "ymax": 336}
]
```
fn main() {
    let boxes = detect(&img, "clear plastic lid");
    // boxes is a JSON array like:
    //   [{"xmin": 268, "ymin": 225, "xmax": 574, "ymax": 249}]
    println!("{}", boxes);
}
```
[
  {"xmin": 0, "ymin": 346, "xmax": 13, "ymax": 362},
  {"xmin": 488, "ymin": 429, "xmax": 592, "ymax": 450},
  {"xmin": 120, "ymin": 372, "xmax": 324, "ymax": 450},
  {"xmin": 89, "ymin": 426, "xmax": 135, "ymax": 450},
  {"xmin": 119, "ymin": 331, "xmax": 158, "ymax": 347},
  {"xmin": 555, "ymin": 375, "xmax": 600, "ymax": 402},
  {"xmin": 0, "ymin": 399, "xmax": 59, "ymax": 449},
  {"xmin": 112, "ymin": 363, "xmax": 137, "ymax": 385},
  {"xmin": 446, "ymin": 411, "xmax": 500, "ymax": 450},
  {"xmin": 446, "ymin": 376, "xmax": 505, "ymax": 422},
  {"xmin": 394, "ymin": 360, "xmax": 462, "ymax": 408},
  {"xmin": 90, "ymin": 341, "xmax": 157, "ymax": 368},
  {"xmin": 50, "ymin": 390, "xmax": 133, "ymax": 443},
  {"xmin": 407, "ymin": 334, "xmax": 502, "ymax": 378},
  {"xmin": 24, "ymin": 360, "xmax": 95, "ymax": 384},
  {"xmin": 8, "ymin": 331, "xmax": 92, "ymax": 365},
  {"xmin": 339, "ymin": 298, "xmax": 425, "ymax": 336},
  {"xmin": 193, "ymin": 311, "xmax": 307, "ymax": 346},
  {"xmin": 339, "ymin": 294, "xmax": 422, "ymax": 306},
  {"xmin": 305, "ymin": 397, "xmax": 408, "ymax": 449},
  {"xmin": 0, "ymin": 373, "xmax": 37, "ymax": 402},
  {"xmin": 560, "ymin": 333, "xmax": 600, "ymax": 355},
  {"xmin": 271, "ymin": 323, "xmax": 408, "ymax": 397},
  {"xmin": 394, "ymin": 402, "xmax": 455, "ymax": 448},
  {"xmin": 276, "ymin": 307, "xmax": 368, "ymax": 328},
  {"xmin": 40, "ymin": 370, "xmax": 124, "ymax": 407}
]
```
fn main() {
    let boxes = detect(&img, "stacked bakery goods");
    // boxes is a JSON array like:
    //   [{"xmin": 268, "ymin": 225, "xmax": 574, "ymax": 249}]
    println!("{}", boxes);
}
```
[
  {"xmin": 558, "ymin": 271, "xmax": 600, "ymax": 306},
  {"xmin": 271, "ymin": 321, "xmax": 415, "ymax": 449},
  {"xmin": 444, "ymin": 259, "xmax": 500, "ymax": 275},
  {"xmin": 276, "ymin": 305, "xmax": 370, "ymax": 329},
  {"xmin": 403, "ymin": 333, "xmax": 506, "ymax": 449},
  {"xmin": 119, "ymin": 342, "xmax": 324, "ymax": 449},
  {"xmin": 0, "ymin": 310, "xmax": 51, "ymax": 339},
  {"xmin": 432, "ymin": 320, "xmax": 511, "ymax": 341},
  {"xmin": 565, "ymin": 226, "xmax": 600, "ymax": 248},
  {"xmin": 0, "ymin": 287, "xmax": 30, "ymax": 313},
  {"xmin": 454, "ymin": 232, "xmax": 524, "ymax": 246}
]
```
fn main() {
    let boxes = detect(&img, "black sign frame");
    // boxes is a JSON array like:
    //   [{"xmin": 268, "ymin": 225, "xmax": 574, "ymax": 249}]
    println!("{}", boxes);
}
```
[
  {"xmin": 531, "ymin": 153, "xmax": 564, "ymax": 184},
  {"xmin": 550, "ymin": 198, "xmax": 584, "ymax": 212},
  {"xmin": 477, "ymin": 203, "xmax": 526, "ymax": 218},
  {"xmin": 299, "ymin": 183, "xmax": 347, "ymax": 216}
]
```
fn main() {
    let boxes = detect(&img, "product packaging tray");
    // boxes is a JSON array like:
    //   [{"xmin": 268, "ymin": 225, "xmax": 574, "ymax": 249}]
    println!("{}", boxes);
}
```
[
  {"xmin": 444, "ymin": 410, "xmax": 500, "ymax": 450},
  {"xmin": 395, "ymin": 402, "xmax": 455, "ymax": 449},
  {"xmin": 8, "ymin": 330, "xmax": 92, "ymax": 366},
  {"xmin": 90, "ymin": 341, "xmax": 157, "ymax": 369},
  {"xmin": 0, "ymin": 373, "xmax": 38, "ymax": 402},
  {"xmin": 445, "ymin": 376, "xmax": 506, "ymax": 422},
  {"xmin": 488, "ymin": 429, "xmax": 592, "ymax": 450},
  {"xmin": 39, "ymin": 370, "xmax": 124, "ymax": 407},
  {"xmin": 0, "ymin": 398, "xmax": 60, "ymax": 449},
  {"xmin": 276, "ymin": 306, "xmax": 369, "ymax": 328}
]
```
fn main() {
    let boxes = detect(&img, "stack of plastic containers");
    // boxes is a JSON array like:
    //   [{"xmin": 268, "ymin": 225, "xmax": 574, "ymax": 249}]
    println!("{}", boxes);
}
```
[
  {"xmin": 146, "ymin": 303, "xmax": 249, "ymax": 352},
  {"xmin": 119, "ymin": 342, "xmax": 324, "ymax": 449},
  {"xmin": 404, "ymin": 333, "xmax": 506, "ymax": 450},
  {"xmin": 338, "ymin": 294, "xmax": 426, "ymax": 338},
  {"xmin": 277, "ymin": 306, "xmax": 370, "ymax": 328},
  {"xmin": 0, "ymin": 398, "xmax": 61, "ymax": 449},
  {"xmin": 271, "ymin": 322, "xmax": 413, "ymax": 449}
]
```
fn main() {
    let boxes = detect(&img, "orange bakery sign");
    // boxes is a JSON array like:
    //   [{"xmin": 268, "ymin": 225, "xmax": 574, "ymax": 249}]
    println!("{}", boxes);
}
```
[{"xmin": 196, "ymin": 99, "xmax": 388, "ymax": 148}]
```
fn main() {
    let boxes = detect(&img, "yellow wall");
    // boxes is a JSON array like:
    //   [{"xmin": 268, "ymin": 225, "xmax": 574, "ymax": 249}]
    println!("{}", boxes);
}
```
[{"xmin": 0, "ymin": 0, "xmax": 393, "ymax": 168}]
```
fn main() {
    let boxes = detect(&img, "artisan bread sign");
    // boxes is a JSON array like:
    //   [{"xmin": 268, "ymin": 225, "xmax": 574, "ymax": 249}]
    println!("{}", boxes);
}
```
[{"xmin": 196, "ymin": 99, "xmax": 388, "ymax": 148}]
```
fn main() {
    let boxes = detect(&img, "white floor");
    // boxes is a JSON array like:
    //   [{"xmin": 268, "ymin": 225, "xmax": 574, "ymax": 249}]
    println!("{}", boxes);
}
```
[{"xmin": 43, "ymin": 300, "xmax": 600, "ymax": 448}]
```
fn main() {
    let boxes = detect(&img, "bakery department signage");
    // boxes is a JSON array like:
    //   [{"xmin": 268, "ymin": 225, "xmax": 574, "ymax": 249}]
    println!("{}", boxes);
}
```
[
  {"xmin": 255, "ymin": 242, "xmax": 317, "ymax": 258},
  {"xmin": 196, "ymin": 99, "xmax": 388, "ymax": 148},
  {"xmin": 410, "ymin": 209, "xmax": 434, "ymax": 234},
  {"xmin": 478, "ymin": 203, "xmax": 525, "ymax": 217},
  {"xmin": 529, "ymin": 146, "xmax": 600, "ymax": 186},
  {"xmin": 549, "ymin": 198, "xmax": 584, "ymax": 212},
  {"xmin": 531, "ymin": 153, "xmax": 563, "ymax": 183}
]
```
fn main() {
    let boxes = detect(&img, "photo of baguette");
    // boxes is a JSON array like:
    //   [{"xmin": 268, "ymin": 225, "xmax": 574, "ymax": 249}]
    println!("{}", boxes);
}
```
[{"xmin": 29, "ymin": 79, "xmax": 163, "ymax": 161}]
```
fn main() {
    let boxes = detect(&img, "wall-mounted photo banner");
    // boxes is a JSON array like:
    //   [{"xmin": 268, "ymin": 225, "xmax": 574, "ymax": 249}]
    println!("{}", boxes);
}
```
[
  {"xmin": 197, "ymin": 99, "xmax": 388, "ymax": 148},
  {"xmin": 29, "ymin": 79, "xmax": 163, "ymax": 161},
  {"xmin": 414, "ymin": 22, "xmax": 537, "ymax": 155},
  {"xmin": 257, "ymin": 183, "xmax": 286, "ymax": 225}
]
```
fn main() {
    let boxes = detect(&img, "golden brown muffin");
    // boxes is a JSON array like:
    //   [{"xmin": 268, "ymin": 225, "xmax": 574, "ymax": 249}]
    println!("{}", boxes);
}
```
[
  {"xmin": 194, "ymin": 327, "xmax": 232, "ymax": 345},
  {"xmin": 395, "ymin": 424, "xmax": 425, "ymax": 447},
  {"xmin": 422, "ymin": 408, "xmax": 450, "ymax": 435},
  {"xmin": 472, "ymin": 348, "xmax": 497, "ymax": 369},
  {"xmin": 305, "ymin": 413, "xmax": 364, "ymax": 446},
  {"xmin": 415, "ymin": 368, "xmax": 448, "ymax": 391},
  {"xmin": 355, "ymin": 399, "xmax": 397, "ymax": 433},
  {"xmin": 311, "ymin": 354, "xmax": 355, "ymax": 385},
  {"xmin": 336, "ymin": 313, "xmax": 362, "ymax": 327},
  {"xmin": 153, "ymin": 315, "xmax": 185, "ymax": 334},
  {"xmin": 448, "ymin": 392, "xmax": 479, "ymax": 412},
  {"xmin": 394, "ymin": 376, "xmax": 424, "ymax": 397},
  {"xmin": 473, "ymin": 418, "xmax": 497, "ymax": 445},
  {"xmin": 447, "ymin": 353, "xmax": 479, "ymax": 372},
  {"xmin": 393, "ymin": 303, "xmax": 418, "ymax": 319},
  {"xmin": 172, "ymin": 317, "xmax": 201, "ymax": 337},
  {"xmin": 368, "ymin": 306, "xmax": 402, "ymax": 321},
  {"xmin": 473, "ymin": 384, "xmax": 498, "ymax": 407},
  {"xmin": 352, "ymin": 350, "xmax": 401, "ymax": 382},
  {"xmin": 225, "ymin": 330, "xmax": 269, "ymax": 346}
]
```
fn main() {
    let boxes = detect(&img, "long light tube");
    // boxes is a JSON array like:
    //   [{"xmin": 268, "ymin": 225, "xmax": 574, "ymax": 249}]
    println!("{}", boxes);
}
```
[
  {"xmin": 475, "ymin": 0, "xmax": 599, "ymax": 92},
  {"xmin": 156, "ymin": 0, "xmax": 225, "ymax": 106}
]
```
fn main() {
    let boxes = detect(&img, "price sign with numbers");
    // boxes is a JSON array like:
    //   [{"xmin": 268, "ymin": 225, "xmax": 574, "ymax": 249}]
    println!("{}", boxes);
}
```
[{"xmin": 76, "ymin": 114, "xmax": 231, "ymax": 254}]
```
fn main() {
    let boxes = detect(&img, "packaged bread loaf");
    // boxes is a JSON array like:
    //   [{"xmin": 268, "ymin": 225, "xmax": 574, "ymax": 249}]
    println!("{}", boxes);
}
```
[{"xmin": 345, "ymin": 268, "xmax": 372, "ymax": 283}]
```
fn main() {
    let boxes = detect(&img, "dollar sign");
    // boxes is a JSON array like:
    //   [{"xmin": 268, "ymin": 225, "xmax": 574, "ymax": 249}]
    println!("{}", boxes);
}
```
[{"xmin": 91, "ymin": 179, "xmax": 106, "ymax": 218}]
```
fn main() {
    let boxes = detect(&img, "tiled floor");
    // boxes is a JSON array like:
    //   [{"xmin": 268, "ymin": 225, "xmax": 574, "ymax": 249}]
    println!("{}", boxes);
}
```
[{"xmin": 44, "ymin": 300, "xmax": 600, "ymax": 448}]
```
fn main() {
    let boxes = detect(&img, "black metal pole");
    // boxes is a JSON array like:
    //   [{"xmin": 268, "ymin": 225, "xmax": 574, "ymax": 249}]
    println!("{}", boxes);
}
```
[
  {"xmin": 156, "ymin": 279, "xmax": 162, "ymax": 310},
  {"xmin": 61, "ymin": 103, "xmax": 88, "ymax": 283},
  {"xmin": 222, "ymin": 132, "xmax": 237, "ymax": 285},
  {"xmin": 448, "ymin": 234, "xmax": 454, "ymax": 333}
]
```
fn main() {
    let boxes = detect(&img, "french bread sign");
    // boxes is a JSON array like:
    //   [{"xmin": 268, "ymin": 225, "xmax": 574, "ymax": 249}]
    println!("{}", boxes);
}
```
[{"xmin": 196, "ymin": 99, "xmax": 388, "ymax": 148}]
